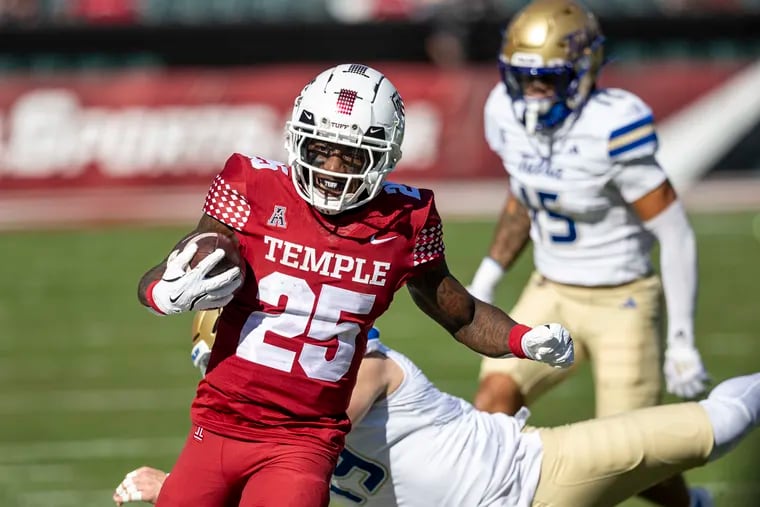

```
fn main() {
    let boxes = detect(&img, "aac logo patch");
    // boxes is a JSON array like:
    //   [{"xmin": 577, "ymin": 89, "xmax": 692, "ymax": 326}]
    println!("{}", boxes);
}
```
[{"xmin": 267, "ymin": 205, "xmax": 287, "ymax": 228}]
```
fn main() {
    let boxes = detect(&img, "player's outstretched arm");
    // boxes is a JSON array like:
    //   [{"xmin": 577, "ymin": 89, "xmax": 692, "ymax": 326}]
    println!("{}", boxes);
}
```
[
  {"xmin": 468, "ymin": 192, "xmax": 531, "ymax": 303},
  {"xmin": 346, "ymin": 353, "xmax": 395, "ymax": 425},
  {"xmin": 137, "ymin": 215, "xmax": 243, "ymax": 315},
  {"xmin": 113, "ymin": 467, "xmax": 167, "ymax": 505},
  {"xmin": 407, "ymin": 261, "xmax": 574, "ymax": 368},
  {"xmin": 635, "ymin": 180, "xmax": 708, "ymax": 399}
]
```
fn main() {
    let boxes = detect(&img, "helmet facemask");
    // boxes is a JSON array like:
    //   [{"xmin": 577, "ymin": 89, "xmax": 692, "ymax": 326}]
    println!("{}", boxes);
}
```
[{"xmin": 288, "ymin": 117, "xmax": 397, "ymax": 215}]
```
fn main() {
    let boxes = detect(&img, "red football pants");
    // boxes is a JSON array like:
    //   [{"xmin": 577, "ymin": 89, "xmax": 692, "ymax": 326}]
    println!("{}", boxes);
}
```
[{"xmin": 156, "ymin": 425, "xmax": 338, "ymax": 507}]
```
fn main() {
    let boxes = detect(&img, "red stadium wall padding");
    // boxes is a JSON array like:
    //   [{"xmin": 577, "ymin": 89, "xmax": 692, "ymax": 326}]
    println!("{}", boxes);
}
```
[{"xmin": 0, "ymin": 61, "xmax": 747, "ymax": 191}]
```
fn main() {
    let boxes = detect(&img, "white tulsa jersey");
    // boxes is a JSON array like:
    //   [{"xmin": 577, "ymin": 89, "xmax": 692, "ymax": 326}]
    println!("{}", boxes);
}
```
[
  {"xmin": 330, "ymin": 342, "xmax": 543, "ymax": 507},
  {"xmin": 484, "ymin": 84, "xmax": 668, "ymax": 286}
]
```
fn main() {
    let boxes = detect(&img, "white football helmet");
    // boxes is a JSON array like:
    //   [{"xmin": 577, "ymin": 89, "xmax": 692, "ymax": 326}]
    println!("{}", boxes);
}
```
[{"xmin": 285, "ymin": 64, "xmax": 405, "ymax": 215}]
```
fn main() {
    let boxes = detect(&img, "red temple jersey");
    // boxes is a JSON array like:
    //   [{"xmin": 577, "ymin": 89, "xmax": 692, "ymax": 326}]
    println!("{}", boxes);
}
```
[{"xmin": 192, "ymin": 153, "xmax": 445, "ymax": 451}]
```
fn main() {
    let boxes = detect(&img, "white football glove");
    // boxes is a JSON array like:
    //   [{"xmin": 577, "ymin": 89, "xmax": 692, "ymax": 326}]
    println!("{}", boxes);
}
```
[
  {"xmin": 150, "ymin": 242, "xmax": 243, "ymax": 315},
  {"xmin": 520, "ymin": 323, "xmax": 574, "ymax": 369},
  {"xmin": 191, "ymin": 339, "xmax": 212, "ymax": 376},
  {"xmin": 664, "ymin": 341, "xmax": 709, "ymax": 399},
  {"xmin": 113, "ymin": 467, "xmax": 167, "ymax": 505}
]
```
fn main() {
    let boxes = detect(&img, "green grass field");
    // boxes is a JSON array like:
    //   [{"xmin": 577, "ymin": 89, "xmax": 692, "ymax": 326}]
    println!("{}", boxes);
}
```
[{"xmin": 1, "ymin": 211, "xmax": 759, "ymax": 507}]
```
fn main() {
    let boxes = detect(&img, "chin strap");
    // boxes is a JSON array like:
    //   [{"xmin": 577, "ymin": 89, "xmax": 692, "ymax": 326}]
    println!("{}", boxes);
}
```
[{"xmin": 523, "ymin": 100, "xmax": 542, "ymax": 134}]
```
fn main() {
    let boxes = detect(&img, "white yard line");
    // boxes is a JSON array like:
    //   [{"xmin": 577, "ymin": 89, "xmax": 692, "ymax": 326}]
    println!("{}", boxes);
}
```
[
  {"xmin": 0, "ymin": 436, "xmax": 184, "ymax": 463},
  {"xmin": 699, "ymin": 333, "xmax": 756, "ymax": 357},
  {"xmin": 0, "ymin": 464, "xmax": 78, "ymax": 483},
  {"xmin": 691, "ymin": 213, "xmax": 760, "ymax": 236},
  {"xmin": 0, "ymin": 354, "xmax": 192, "ymax": 380},
  {"xmin": 19, "ymin": 484, "xmax": 759, "ymax": 507},
  {"xmin": 0, "ymin": 178, "xmax": 758, "ymax": 230},
  {"xmin": 0, "ymin": 388, "xmax": 192, "ymax": 414},
  {"xmin": 14, "ymin": 489, "xmax": 121, "ymax": 507}
]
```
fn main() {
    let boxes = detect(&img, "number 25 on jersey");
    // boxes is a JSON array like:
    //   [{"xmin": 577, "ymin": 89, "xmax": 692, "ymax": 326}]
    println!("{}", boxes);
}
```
[{"xmin": 237, "ymin": 272, "xmax": 376, "ymax": 382}]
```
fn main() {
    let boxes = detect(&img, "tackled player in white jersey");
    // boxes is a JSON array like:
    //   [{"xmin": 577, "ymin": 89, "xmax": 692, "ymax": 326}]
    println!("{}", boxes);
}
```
[
  {"xmin": 115, "ymin": 311, "xmax": 760, "ymax": 507},
  {"xmin": 467, "ymin": 1, "xmax": 710, "ymax": 505}
]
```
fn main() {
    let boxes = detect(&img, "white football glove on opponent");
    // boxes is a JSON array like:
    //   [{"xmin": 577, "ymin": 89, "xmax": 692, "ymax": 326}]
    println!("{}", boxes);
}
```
[
  {"xmin": 664, "ymin": 336, "xmax": 709, "ymax": 399},
  {"xmin": 149, "ymin": 242, "xmax": 242, "ymax": 315},
  {"xmin": 113, "ymin": 467, "xmax": 167, "ymax": 505},
  {"xmin": 518, "ymin": 323, "xmax": 574, "ymax": 369}
]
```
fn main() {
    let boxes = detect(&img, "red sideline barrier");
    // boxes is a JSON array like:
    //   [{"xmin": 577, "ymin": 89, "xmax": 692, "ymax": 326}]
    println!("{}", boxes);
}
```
[{"xmin": 0, "ymin": 61, "xmax": 746, "ymax": 191}]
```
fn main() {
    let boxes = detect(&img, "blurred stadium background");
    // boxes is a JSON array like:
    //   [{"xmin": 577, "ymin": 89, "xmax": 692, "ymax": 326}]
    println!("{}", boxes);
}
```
[{"xmin": 1, "ymin": 1, "xmax": 759, "ymax": 506}]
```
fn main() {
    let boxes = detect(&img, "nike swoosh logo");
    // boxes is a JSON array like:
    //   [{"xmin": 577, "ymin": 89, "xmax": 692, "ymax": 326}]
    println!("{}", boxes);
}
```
[
  {"xmin": 188, "ymin": 293, "xmax": 207, "ymax": 310},
  {"xmin": 369, "ymin": 235, "xmax": 398, "ymax": 245}
]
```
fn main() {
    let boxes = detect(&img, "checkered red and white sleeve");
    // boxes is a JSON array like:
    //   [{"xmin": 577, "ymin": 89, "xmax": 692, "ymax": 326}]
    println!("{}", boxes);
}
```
[
  {"xmin": 202, "ymin": 155, "xmax": 252, "ymax": 231},
  {"xmin": 413, "ymin": 217, "xmax": 445, "ymax": 267}
]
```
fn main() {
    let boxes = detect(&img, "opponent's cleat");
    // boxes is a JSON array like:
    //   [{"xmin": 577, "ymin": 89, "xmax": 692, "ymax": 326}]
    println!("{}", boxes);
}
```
[{"xmin": 689, "ymin": 486, "xmax": 714, "ymax": 507}]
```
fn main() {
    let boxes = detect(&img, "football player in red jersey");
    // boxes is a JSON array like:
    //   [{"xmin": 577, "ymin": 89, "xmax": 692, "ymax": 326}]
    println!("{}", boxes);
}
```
[{"xmin": 136, "ymin": 63, "xmax": 575, "ymax": 507}]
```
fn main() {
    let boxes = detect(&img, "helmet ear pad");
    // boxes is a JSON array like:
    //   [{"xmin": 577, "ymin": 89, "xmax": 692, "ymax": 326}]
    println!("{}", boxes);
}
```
[{"xmin": 284, "ymin": 64, "xmax": 405, "ymax": 215}]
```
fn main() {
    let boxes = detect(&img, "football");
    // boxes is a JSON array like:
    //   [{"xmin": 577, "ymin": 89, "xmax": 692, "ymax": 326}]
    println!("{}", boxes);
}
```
[{"xmin": 184, "ymin": 232, "xmax": 245, "ymax": 279}]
